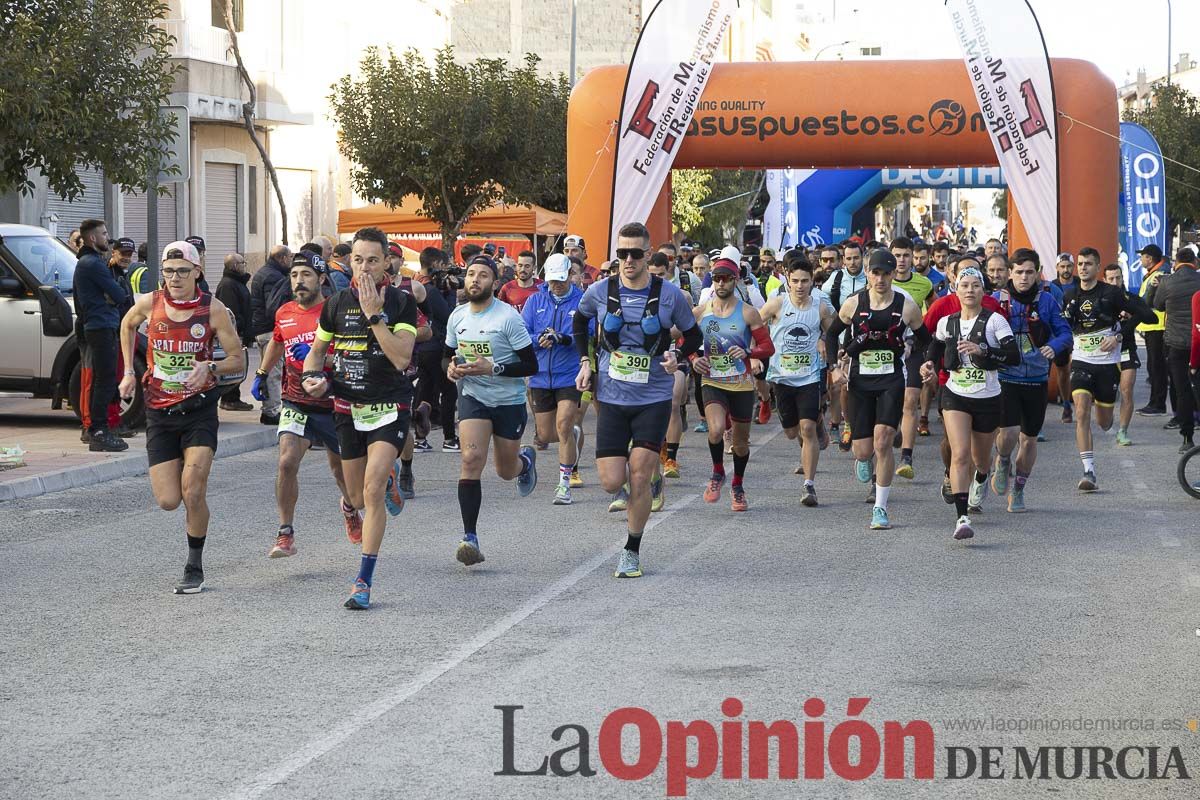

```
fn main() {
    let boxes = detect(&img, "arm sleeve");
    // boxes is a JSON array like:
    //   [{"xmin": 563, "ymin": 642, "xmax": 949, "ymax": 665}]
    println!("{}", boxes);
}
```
[
  {"xmin": 677, "ymin": 323, "xmax": 703, "ymax": 360},
  {"xmin": 910, "ymin": 322, "xmax": 932, "ymax": 352},
  {"xmin": 573, "ymin": 307, "xmax": 592, "ymax": 358},
  {"xmin": 824, "ymin": 315, "xmax": 848, "ymax": 362},
  {"xmin": 748, "ymin": 324, "xmax": 774, "ymax": 360},
  {"xmin": 979, "ymin": 315, "xmax": 1021, "ymax": 369},
  {"xmin": 494, "ymin": 344, "xmax": 539, "ymax": 377},
  {"xmin": 389, "ymin": 290, "xmax": 418, "ymax": 335},
  {"xmin": 925, "ymin": 316, "xmax": 948, "ymax": 365}
]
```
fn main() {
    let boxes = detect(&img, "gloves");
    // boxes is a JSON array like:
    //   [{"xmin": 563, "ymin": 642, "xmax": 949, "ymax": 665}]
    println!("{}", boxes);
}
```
[
  {"xmin": 288, "ymin": 342, "xmax": 311, "ymax": 362},
  {"xmin": 251, "ymin": 371, "xmax": 268, "ymax": 402}
]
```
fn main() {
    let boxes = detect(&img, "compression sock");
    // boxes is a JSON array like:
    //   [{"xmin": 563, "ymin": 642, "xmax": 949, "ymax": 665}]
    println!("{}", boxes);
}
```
[
  {"xmin": 709, "ymin": 441, "xmax": 725, "ymax": 474},
  {"xmin": 1080, "ymin": 451, "xmax": 1095, "ymax": 473},
  {"xmin": 954, "ymin": 493, "xmax": 969, "ymax": 517},
  {"xmin": 458, "ymin": 479, "xmax": 482, "ymax": 535},
  {"xmin": 186, "ymin": 534, "xmax": 205, "ymax": 569},
  {"xmin": 356, "ymin": 553, "xmax": 378, "ymax": 587},
  {"xmin": 875, "ymin": 484, "xmax": 891, "ymax": 509},
  {"xmin": 732, "ymin": 451, "xmax": 749, "ymax": 487},
  {"xmin": 625, "ymin": 532, "xmax": 642, "ymax": 553},
  {"xmin": 667, "ymin": 443, "xmax": 679, "ymax": 460}
]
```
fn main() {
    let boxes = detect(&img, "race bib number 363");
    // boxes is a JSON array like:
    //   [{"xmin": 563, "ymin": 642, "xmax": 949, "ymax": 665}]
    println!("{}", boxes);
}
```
[{"xmin": 858, "ymin": 350, "xmax": 894, "ymax": 376}]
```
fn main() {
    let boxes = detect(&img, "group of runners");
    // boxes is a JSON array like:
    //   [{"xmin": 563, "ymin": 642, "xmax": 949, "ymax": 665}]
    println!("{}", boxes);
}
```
[{"xmin": 124, "ymin": 223, "xmax": 1167, "ymax": 607}]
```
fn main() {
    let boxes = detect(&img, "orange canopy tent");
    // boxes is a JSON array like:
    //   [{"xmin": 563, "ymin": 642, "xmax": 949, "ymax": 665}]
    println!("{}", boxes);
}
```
[{"xmin": 337, "ymin": 195, "xmax": 567, "ymax": 236}]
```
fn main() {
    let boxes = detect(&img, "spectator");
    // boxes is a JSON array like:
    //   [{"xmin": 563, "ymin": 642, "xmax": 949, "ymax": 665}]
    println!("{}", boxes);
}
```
[
  {"xmin": 215, "ymin": 252, "xmax": 254, "ymax": 411},
  {"xmin": 184, "ymin": 235, "xmax": 212, "ymax": 294},
  {"xmin": 66, "ymin": 228, "xmax": 82, "ymax": 254},
  {"xmin": 249, "ymin": 244, "xmax": 292, "ymax": 424},
  {"xmin": 496, "ymin": 250, "xmax": 542, "ymax": 312},
  {"xmin": 71, "ymin": 219, "xmax": 130, "ymax": 452},
  {"xmin": 1151, "ymin": 247, "xmax": 1200, "ymax": 451},
  {"xmin": 128, "ymin": 242, "xmax": 150, "ymax": 295},
  {"xmin": 1136, "ymin": 244, "xmax": 1171, "ymax": 416},
  {"xmin": 413, "ymin": 246, "xmax": 457, "ymax": 451},
  {"xmin": 563, "ymin": 234, "xmax": 601, "ymax": 285},
  {"xmin": 326, "ymin": 242, "xmax": 352, "ymax": 291}
]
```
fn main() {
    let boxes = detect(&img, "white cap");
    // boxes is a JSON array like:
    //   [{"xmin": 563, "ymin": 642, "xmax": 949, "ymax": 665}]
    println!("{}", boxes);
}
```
[
  {"xmin": 544, "ymin": 253, "xmax": 570, "ymax": 282},
  {"xmin": 162, "ymin": 240, "xmax": 201, "ymax": 266},
  {"xmin": 719, "ymin": 245, "xmax": 741, "ymax": 264}
]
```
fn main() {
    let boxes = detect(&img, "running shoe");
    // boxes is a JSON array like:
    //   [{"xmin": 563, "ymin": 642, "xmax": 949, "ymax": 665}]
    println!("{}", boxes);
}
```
[
  {"xmin": 614, "ymin": 548, "xmax": 642, "ymax": 578},
  {"xmin": 757, "ymin": 399, "xmax": 771, "ymax": 424},
  {"xmin": 412, "ymin": 438, "xmax": 433, "ymax": 454},
  {"xmin": 608, "ymin": 485, "xmax": 630, "ymax": 512},
  {"xmin": 384, "ymin": 463, "xmax": 405, "ymax": 516},
  {"xmin": 1136, "ymin": 405, "xmax": 1166, "ymax": 417},
  {"xmin": 703, "ymin": 472, "xmax": 726, "ymax": 503},
  {"xmin": 570, "ymin": 468, "xmax": 584, "ymax": 488},
  {"xmin": 442, "ymin": 438, "xmax": 461, "ymax": 452},
  {"xmin": 839, "ymin": 425, "xmax": 852, "ymax": 451},
  {"xmin": 953, "ymin": 515, "xmax": 975, "ymax": 540},
  {"xmin": 1115, "ymin": 428, "xmax": 1132, "ymax": 447},
  {"xmin": 663, "ymin": 457, "xmax": 680, "ymax": 479},
  {"xmin": 869, "ymin": 506, "xmax": 891, "ymax": 530},
  {"xmin": 894, "ymin": 457, "xmax": 914, "ymax": 480},
  {"xmin": 456, "ymin": 533, "xmax": 485, "ymax": 566},
  {"xmin": 553, "ymin": 484, "xmax": 572, "ymax": 505},
  {"xmin": 398, "ymin": 472, "xmax": 416, "ymax": 500},
  {"xmin": 1165, "ymin": 418, "xmax": 1181, "ymax": 430},
  {"xmin": 269, "ymin": 528, "xmax": 296, "ymax": 558},
  {"xmin": 941, "ymin": 474, "xmax": 954, "ymax": 504},
  {"xmin": 917, "ymin": 416, "xmax": 930, "ymax": 437},
  {"xmin": 344, "ymin": 579, "xmax": 370, "ymax": 610},
  {"xmin": 1036, "ymin": 432, "xmax": 1047, "ymax": 442},
  {"xmin": 854, "ymin": 458, "xmax": 872, "ymax": 483},
  {"xmin": 1007, "ymin": 486, "xmax": 1026, "ymax": 513},
  {"xmin": 694, "ymin": 421, "xmax": 708, "ymax": 433},
  {"xmin": 990, "ymin": 456, "xmax": 1010, "ymax": 496},
  {"xmin": 342, "ymin": 499, "xmax": 363, "ymax": 545},
  {"xmin": 516, "ymin": 445, "xmax": 537, "ymax": 497},
  {"xmin": 1077, "ymin": 470, "xmax": 1098, "ymax": 492},
  {"xmin": 413, "ymin": 401, "xmax": 432, "ymax": 440},
  {"xmin": 730, "ymin": 483, "xmax": 748, "ymax": 512},
  {"xmin": 801, "ymin": 484, "xmax": 818, "ymax": 507},
  {"xmin": 650, "ymin": 474, "xmax": 665, "ymax": 512},
  {"xmin": 968, "ymin": 474, "xmax": 987, "ymax": 513},
  {"xmin": 1061, "ymin": 405, "xmax": 1073, "ymax": 424},
  {"xmin": 174, "ymin": 564, "xmax": 205, "ymax": 594}
]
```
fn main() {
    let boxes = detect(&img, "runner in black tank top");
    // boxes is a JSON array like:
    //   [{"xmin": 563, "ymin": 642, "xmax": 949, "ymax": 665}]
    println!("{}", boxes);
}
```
[{"xmin": 825, "ymin": 249, "xmax": 930, "ymax": 531}]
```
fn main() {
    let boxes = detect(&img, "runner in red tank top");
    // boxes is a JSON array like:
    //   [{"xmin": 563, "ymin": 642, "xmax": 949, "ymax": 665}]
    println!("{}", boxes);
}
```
[{"xmin": 118, "ymin": 241, "xmax": 244, "ymax": 595}]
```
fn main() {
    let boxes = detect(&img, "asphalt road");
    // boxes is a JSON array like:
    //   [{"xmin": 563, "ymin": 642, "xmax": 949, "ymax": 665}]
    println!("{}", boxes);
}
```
[{"xmin": 2, "ymin": 388, "xmax": 1198, "ymax": 799}]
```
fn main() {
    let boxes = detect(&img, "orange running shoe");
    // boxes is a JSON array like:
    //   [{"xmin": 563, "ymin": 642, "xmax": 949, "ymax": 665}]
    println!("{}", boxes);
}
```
[
  {"xmin": 730, "ymin": 483, "xmax": 748, "ymax": 512},
  {"xmin": 342, "ymin": 499, "xmax": 363, "ymax": 545},
  {"xmin": 704, "ymin": 472, "xmax": 726, "ymax": 503},
  {"xmin": 757, "ymin": 399, "xmax": 771, "ymax": 424}
]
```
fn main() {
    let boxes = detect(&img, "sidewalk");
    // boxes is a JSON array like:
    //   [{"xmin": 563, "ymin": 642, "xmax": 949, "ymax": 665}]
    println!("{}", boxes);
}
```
[{"xmin": 0, "ymin": 349, "xmax": 276, "ymax": 503}]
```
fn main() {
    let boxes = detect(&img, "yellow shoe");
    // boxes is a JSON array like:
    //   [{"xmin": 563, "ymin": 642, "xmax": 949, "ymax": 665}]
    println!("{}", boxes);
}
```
[
  {"xmin": 569, "ymin": 469, "xmax": 584, "ymax": 488},
  {"xmin": 663, "ymin": 457, "xmax": 680, "ymax": 479},
  {"xmin": 650, "ymin": 474, "xmax": 665, "ymax": 512}
]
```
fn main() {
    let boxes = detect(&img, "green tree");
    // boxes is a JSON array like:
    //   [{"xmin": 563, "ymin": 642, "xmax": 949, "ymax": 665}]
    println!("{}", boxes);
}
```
[
  {"xmin": 683, "ymin": 168, "xmax": 763, "ymax": 248},
  {"xmin": 671, "ymin": 169, "xmax": 712, "ymax": 233},
  {"xmin": 993, "ymin": 189, "xmax": 1008, "ymax": 222},
  {"xmin": 330, "ymin": 46, "xmax": 570, "ymax": 251},
  {"xmin": 0, "ymin": 0, "xmax": 180, "ymax": 198},
  {"xmin": 1125, "ymin": 83, "xmax": 1200, "ymax": 229}
]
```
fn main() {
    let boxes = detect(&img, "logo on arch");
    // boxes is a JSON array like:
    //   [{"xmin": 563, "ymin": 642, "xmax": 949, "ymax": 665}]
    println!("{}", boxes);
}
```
[{"xmin": 928, "ymin": 99, "xmax": 967, "ymax": 136}]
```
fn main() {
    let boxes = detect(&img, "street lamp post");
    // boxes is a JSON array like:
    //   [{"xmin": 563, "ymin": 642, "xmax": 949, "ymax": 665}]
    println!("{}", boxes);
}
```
[
  {"xmin": 813, "ymin": 40, "xmax": 852, "ymax": 60},
  {"xmin": 1166, "ymin": 0, "xmax": 1172, "ymax": 86}
]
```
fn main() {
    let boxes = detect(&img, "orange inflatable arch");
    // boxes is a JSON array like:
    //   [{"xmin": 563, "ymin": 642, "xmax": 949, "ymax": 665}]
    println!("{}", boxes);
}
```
[{"xmin": 567, "ymin": 59, "xmax": 1117, "ymax": 263}]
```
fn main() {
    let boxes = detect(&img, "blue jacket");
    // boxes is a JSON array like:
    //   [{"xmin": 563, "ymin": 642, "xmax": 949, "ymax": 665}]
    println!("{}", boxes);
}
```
[
  {"xmin": 992, "ymin": 286, "xmax": 1071, "ymax": 384},
  {"xmin": 522, "ymin": 283, "xmax": 588, "ymax": 390},
  {"xmin": 72, "ymin": 246, "xmax": 130, "ymax": 331}
]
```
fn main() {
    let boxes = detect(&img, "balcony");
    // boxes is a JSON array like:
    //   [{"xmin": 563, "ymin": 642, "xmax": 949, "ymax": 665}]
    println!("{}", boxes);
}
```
[{"xmin": 157, "ymin": 19, "xmax": 233, "ymax": 65}]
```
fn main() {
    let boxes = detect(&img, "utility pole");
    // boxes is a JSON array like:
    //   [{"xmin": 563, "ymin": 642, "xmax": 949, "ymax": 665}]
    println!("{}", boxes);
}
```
[{"xmin": 569, "ymin": 0, "xmax": 578, "ymax": 87}]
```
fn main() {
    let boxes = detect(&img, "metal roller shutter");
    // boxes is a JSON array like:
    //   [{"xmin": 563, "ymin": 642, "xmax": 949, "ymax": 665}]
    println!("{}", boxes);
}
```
[
  {"xmin": 46, "ymin": 165, "xmax": 105, "ymax": 238},
  {"xmin": 204, "ymin": 163, "xmax": 240, "ymax": 286},
  {"xmin": 121, "ymin": 187, "xmax": 178, "ymax": 250}
]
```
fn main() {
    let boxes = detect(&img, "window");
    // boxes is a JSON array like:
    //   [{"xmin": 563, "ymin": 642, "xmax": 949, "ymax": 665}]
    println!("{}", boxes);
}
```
[
  {"xmin": 860, "ymin": 46, "xmax": 882, "ymax": 56},
  {"xmin": 248, "ymin": 165, "xmax": 257, "ymax": 234},
  {"xmin": 211, "ymin": 0, "xmax": 243, "ymax": 31}
]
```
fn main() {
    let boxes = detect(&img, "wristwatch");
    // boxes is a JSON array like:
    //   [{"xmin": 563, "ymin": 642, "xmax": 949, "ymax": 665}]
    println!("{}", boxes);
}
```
[
  {"xmin": 206, "ymin": 360, "xmax": 218, "ymax": 374},
  {"xmin": 367, "ymin": 312, "xmax": 388, "ymax": 327},
  {"xmin": 492, "ymin": 362, "xmax": 504, "ymax": 376}
]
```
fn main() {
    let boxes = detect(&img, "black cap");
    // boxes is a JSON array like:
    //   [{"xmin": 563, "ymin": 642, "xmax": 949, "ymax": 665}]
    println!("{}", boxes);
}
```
[
  {"xmin": 482, "ymin": 243, "xmax": 497, "ymax": 256},
  {"xmin": 468, "ymin": 254, "xmax": 498, "ymax": 276},
  {"xmin": 115, "ymin": 237, "xmax": 135, "ymax": 252},
  {"xmin": 291, "ymin": 250, "xmax": 327, "ymax": 274},
  {"xmin": 1137, "ymin": 244, "xmax": 1163, "ymax": 260},
  {"xmin": 185, "ymin": 235, "xmax": 205, "ymax": 252},
  {"xmin": 867, "ymin": 249, "xmax": 897, "ymax": 272}
]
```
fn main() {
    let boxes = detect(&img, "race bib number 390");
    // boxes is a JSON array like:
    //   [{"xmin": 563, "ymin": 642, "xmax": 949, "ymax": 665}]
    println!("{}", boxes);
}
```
[
  {"xmin": 858, "ymin": 350, "xmax": 894, "ymax": 376},
  {"xmin": 608, "ymin": 351, "xmax": 651, "ymax": 384}
]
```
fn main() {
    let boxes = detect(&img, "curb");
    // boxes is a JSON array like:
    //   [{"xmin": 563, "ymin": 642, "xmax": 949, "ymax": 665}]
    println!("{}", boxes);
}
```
[{"xmin": 0, "ymin": 428, "xmax": 277, "ymax": 504}]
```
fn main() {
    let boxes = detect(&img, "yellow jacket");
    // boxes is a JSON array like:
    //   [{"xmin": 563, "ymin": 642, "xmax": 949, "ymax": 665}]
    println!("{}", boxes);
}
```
[{"xmin": 1137, "ymin": 261, "xmax": 1166, "ymax": 332}]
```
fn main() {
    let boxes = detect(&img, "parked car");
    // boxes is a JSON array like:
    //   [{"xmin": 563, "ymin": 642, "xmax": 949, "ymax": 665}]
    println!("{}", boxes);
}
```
[{"xmin": 0, "ymin": 224, "xmax": 148, "ymax": 427}]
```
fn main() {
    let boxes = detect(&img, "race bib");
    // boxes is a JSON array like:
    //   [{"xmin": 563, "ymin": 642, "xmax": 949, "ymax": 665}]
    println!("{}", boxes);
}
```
[
  {"xmin": 608, "ymin": 350, "xmax": 651, "ymax": 384},
  {"xmin": 708, "ymin": 353, "xmax": 743, "ymax": 380},
  {"xmin": 1120, "ymin": 349, "xmax": 1133, "ymax": 364},
  {"xmin": 1018, "ymin": 334, "xmax": 1035, "ymax": 355},
  {"xmin": 457, "ymin": 339, "xmax": 493, "ymax": 362},
  {"xmin": 278, "ymin": 406, "xmax": 308, "ymax": 437},
  {"xmin": 858, "ymin": 350, "xmax": 895, "ymax": 376},
  {"xmin": 779, "ymin": 352, "xmax": 813, "ymax": 377},
  {"xmin": 152, "ymin": 351, "xmax": 195, "ymax": 390},
  {"xmin": 351, "ymin": 402, "xmax": 399, "ymax": 432},
  {"xmin": 1074, "ymin": 333, "xmax": 1106, "ymax": 357},
  {"xmin": 950, "ymin": 367, "xmax": 987, "ymax": 395}
]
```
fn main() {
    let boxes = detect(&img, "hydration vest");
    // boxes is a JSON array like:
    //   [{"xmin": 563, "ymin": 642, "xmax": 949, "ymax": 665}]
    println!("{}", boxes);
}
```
[
  {"xmin": 941, "ymin": 309, "xmax": 994, "ymax": 372},
  {"xmin": 600, "ymin": 275, "xmax": 671, "ymax": 356}
]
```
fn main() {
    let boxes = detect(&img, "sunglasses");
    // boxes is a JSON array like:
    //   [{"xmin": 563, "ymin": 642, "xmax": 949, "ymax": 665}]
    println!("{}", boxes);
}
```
[
  {"xmin": 615, "ymin": 248, "xmax": 646, "ymax": 261},
  {"xmin": 819, "ymin": 256, "xmax": 837, "ymax": 263},
  {"xmin": 710, "ymin": 273, "xmax": 736, "ymax": 283}
]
